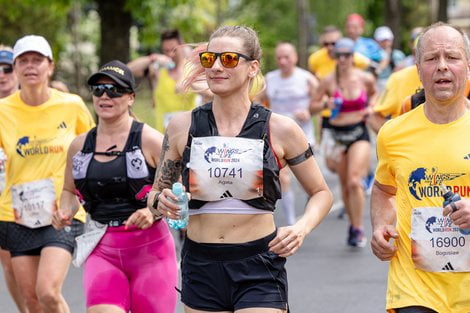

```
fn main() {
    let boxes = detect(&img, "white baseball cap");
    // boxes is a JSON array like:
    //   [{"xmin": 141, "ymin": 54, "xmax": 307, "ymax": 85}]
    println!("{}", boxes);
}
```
[
  {"xmin": 374, "ymin": 26, "xmax": 394, "ymax": 42},
  {"xmin": 13, "ymin": 35, "xmax": 53, "ymax": 61}
]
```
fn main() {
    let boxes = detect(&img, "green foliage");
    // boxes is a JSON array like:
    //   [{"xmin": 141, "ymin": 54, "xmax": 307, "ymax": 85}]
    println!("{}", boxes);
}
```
[
  {"xmin": 126, "ymin": 0, "xmax": 216, "ymax": 53},
  {"xmin": 230, "ymin": 0, "xmax": 298, "ymax": 72},
  {"xmin": 311, "ymin": 0, "xmax": 377, "ymax": 38},
  {"xmin": 0, "ymin": 0, "xmax": 72, "ymax": 56},
  {"xmin": 399, "ymin": 0, "xmax": 430, "ymax": 54}
]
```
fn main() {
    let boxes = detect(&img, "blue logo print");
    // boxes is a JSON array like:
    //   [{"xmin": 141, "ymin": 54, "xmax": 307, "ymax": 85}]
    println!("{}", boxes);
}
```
[
  {"xmin": 408, "ymin": 168, "xmax": 426, "ymax": 200},
  {"xmin": 425, "ymin": 216, "xmax": 437, "ymax": 233},
  {"xmin": 204, "ymin": 146, "xmax": 217, "ymax": 163},
  {"xmin": 16, "ymin": 136, "xmax": 30, "ymax": 157},
  {"xmin": 408, "ymin": 167, "xmax": 465, "ymax": 200}
]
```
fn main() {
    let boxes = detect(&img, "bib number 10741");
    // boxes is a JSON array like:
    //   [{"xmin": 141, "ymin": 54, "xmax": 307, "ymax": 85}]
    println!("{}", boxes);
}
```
[{"xmin": 207, "ymin": 167, "xmax": 243, "ymax": 178}]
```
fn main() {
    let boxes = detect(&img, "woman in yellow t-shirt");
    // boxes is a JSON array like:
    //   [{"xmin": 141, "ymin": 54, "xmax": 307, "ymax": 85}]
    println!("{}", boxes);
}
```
[{"xmin": 0, "ymin": 35, "xmax": 94, "ymax": 313}]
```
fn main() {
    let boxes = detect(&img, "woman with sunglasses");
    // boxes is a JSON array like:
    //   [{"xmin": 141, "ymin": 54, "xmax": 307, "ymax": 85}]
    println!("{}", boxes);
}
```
[
  {"xmin": 0, "ymin": 46, "xmax": 25, "ymax": 313},
  {"xmin": 0, "ymin": 35, "xmax": 94, "ymax": 313},
  {"xmin": 312, "ymin": 38, "xmax": 378, "ymax": 248},
  {"xmin": 148, "ymin": 25, "xmax": 333, "ymax": 313},
  {"xmin": 0, "ymin": 48, "xmax": 18, "ymax": 98},
  {"xmin": 52, "ymin": 60, "xmax": 177, "ymax": 313}
]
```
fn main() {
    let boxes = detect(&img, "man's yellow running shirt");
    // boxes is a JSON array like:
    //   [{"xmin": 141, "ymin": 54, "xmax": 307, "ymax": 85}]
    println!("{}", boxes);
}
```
[{"xmin": 376, "ymin": 105, "xmax": 470, "ymax": 313}]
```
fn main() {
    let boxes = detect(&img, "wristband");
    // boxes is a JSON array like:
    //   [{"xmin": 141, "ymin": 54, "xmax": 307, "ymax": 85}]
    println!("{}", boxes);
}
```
[{"xmin": 152, "ymin": 191, "xmax": 162, "ymax": 210}]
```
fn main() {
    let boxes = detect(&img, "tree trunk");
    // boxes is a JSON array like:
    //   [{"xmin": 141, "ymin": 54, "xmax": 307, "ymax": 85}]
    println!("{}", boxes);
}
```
[
  {"xmin": 297, "ymin": 0, "xmax": 308, "ymax": 69},
  {"xmin": 437, "ymin": 0, "xmax": 448, "ymax": 22},
  {"xmin": 96, "ymin": 0, "xmax": 132, "ymax": 65},
  {"xmin": 69, "ymin": 3, "xmax": 82, "ymax": 94},
  {"xmin": 385, "ymin": 0, "xmax": 401, "ymax": 49}
]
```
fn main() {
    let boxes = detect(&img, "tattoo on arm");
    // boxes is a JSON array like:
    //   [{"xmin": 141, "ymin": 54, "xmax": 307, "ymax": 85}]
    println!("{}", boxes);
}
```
[
  {"xmin": 154, "ymin": 132, "xmax": 169, "ymax": 182},
  {"xmin": 157, "ymin": 159, "xmax": 182, "ymax": 190},
  {"xmin": 162, "ymin": 132, "xmax": 170, "ymax": 153},
  {"xmin": 153, "ymin": 131, "xmax": 182, "ymax": 190}
]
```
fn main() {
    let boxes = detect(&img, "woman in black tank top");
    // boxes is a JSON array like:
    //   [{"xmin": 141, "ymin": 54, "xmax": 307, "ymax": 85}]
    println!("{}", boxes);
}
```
[
  {"xmin": 147, "ymin": 26, "xmax": 333, "ymax": 313},
  {"xmin": 52, "ymin": 60, "xmax": 178, "ymax": 313}
]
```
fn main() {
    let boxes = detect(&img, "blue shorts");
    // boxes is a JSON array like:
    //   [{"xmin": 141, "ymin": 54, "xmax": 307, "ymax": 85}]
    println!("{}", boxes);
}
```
[{"xmin": 181, "ymin": 231, "xmax": 288, "ymax": 311}]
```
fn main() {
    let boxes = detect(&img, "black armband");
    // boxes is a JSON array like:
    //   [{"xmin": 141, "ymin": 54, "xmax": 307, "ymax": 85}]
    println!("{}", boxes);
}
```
[
  {"xmin": 151, "ymin": 191, "xmax": 162, "ymax": 210},
  {"xmin": 286, "ymin": 144, "xmax": 314, "ymax": 166}
]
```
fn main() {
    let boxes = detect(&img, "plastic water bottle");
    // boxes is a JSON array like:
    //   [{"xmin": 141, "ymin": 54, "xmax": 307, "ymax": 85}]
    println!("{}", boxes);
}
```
[
  {"xmin": 153, "ymin": 60, "xmax": 175, "ymax": 70},
  {"xmin": 330, "ymin": 97, "xmax": 343, "ymax": 120},
  {"xmin": 167, "ymin": 183, "xmax": 189, "ymax": 230},
  {"xmin": 440, "ymin": 185, "xmax": 470, "ymax": 235}
]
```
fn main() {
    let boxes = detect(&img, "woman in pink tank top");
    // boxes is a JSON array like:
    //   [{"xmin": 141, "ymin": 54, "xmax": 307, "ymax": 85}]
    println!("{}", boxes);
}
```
[{"xmin": 312, "ymin": 37, "xmax": 378, "ymax": 248}]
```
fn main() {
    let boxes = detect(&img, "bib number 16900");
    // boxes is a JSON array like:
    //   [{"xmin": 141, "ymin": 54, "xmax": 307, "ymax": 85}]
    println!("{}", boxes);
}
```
[
  {"xmin": 208, "ymin": 167, "xmax": 243, "ymax": 178},
  {"xmin": 430, "ymin": 236, "xmax": 465, "ymax": 248}
]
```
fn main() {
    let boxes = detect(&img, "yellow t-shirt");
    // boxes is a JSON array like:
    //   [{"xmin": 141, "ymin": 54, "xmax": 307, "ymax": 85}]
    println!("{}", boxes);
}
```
[
  {"xmin": 0, "ymin": 89, "xmax": 95, "ymax": 222},
  {"xmin": 307, "ymin": 47, "xmax": 370, "ymax": 80},
  {"xmin": 375, "ymin": 105, "xmax": 470, "ymax": 313},
  {"xmin": 153, "ymin": 68, "xmax": 196, "ymax": 133},
  {"xmin": 373, "ymin": 65, "xmax": 422, "ymax": 119}
]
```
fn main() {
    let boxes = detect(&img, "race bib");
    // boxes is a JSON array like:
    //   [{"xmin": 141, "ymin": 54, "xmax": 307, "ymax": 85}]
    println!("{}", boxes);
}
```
[
  {"xmin": 410, "ymin": 207, "xmax": 470, "ymax": 272},
  {"xmin": 188, "ymin": 136, "xmax": 264, "ymax": 201},
  {"xmin": 73, "ymin": 219, "xmax": 107, "ymax": 267},
  {"xmin": 11, "ymin": 178, "xmax": 56, "ymax": 228}
]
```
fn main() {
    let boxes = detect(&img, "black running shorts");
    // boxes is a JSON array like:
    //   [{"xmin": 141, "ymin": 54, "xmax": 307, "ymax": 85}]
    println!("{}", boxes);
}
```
[{"xmin": 181, "ymin": 231, "xmax": 288, "ymax": 311}]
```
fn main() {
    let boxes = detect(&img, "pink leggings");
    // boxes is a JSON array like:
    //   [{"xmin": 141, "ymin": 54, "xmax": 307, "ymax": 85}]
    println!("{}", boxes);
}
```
[{"xmin": 84, "ymin": 220, "xmax": 177, "ymax": 313}]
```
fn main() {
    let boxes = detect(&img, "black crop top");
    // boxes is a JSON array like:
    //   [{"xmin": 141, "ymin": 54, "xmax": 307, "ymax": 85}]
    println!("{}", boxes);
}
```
[{"xmin": 181, "ymin": 102, "xmax": 281, "ymax": 211}]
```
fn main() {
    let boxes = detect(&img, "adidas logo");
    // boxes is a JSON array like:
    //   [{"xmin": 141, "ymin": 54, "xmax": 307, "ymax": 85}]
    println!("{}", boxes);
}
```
[
  {"xmin": 464, "ymin": 154, "xmax": 470, "ymax": 160},
  {"xmin": 57, "ymin": 121, "xmax": 67, "ymax": 129},
  {"xmin": 442, "ymin": 262, "xmax": 455, "ymax": 271},
  {"xmin": 220, "ymin": 190, "xmax": 233, "ymax": 199}
]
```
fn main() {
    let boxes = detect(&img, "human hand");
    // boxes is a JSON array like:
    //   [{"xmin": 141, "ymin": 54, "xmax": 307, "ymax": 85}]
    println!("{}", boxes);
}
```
[
  {"xmin": 294, "ymin": 109, "xmax": 311, "ymax": 123},
  {"xmin": 52, "ymin": 207, "xmax": 73, "ymax": 230},
  {"xmin": 124, "ymin": 208, "xmax": 154, "ymax": 230},
  {"xmin": 371, "ymin": 225, "xmax": 398, "ymax": 261},
  {"xmin": 443, "ymin": 198, "xmax": 470, "ymax": 229},
  {"xmin": 268, "ymin": 226, "xmax": 307, "ymax": 257},
  {"xmin": 156, "ymin": 188, "xmax": 187, "ymax": 219}
]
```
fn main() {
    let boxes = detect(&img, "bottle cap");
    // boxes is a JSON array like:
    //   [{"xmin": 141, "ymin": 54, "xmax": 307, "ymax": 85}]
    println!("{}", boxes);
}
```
[
  {"xmin": 172, "ymin": 182, "xmax": 183, "ymax": 196},
  {"xmin": 439, "ymin": 184, "xmax": 451, "ymax": 197}
]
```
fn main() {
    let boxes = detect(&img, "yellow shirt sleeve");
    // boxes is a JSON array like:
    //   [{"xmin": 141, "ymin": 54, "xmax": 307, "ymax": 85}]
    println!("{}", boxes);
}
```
[
  {"xmin": 353, "ymin": 52, "xmax": 370, "ymax": 70},
  {"xmin": 75, "ymin": 100, "xmax": 96, "ymax": 134},
  {"xmin": 373, "ymin": 73, "xmax": 400, "ymax": 118},
  {"xmin": 374, "ymin": 122, "xmax": 396, "ymax": 188}
]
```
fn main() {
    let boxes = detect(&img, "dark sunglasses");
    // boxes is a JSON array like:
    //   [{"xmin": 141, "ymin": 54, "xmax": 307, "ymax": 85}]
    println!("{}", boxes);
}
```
[
  {"xmin": 335, "ymin": 52, "xmax": 353, "ymax": 59},
  {"xmin": 0, "ymin": 66, "xmax": 13, "ymax": 74},
  {"xmin": 90, "ymin": 84, "xmax": 132, "ymax": 98},
  {"xmin": 199, "ymin": 51, "xmax": 254, "ymax": 68},
  {"xmin": 322, "ymin": 41, "xmax": 337, "ymax": 47}
]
